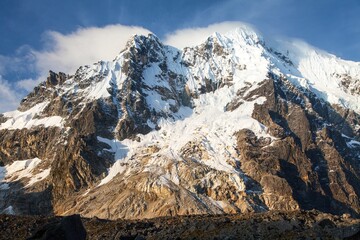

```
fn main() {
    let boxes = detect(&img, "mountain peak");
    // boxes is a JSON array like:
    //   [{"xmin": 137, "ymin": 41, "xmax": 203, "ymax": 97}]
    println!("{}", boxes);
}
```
[
  {"xmin": 123, "ymin": 33, "xmax": 161, "ymax": 50},
  {"xmin": 227, "ymin": 26, "xmax": 262, "ymax": 44},
  {"xmin": 0, "ymin": 27, "xmax": 359, "ymax": 220}
]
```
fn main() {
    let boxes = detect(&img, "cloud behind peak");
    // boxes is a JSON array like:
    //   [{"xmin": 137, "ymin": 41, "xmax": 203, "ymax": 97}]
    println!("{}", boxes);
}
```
[{"xmin": 163, "ymin": 21, "xmax": 259, "ymax": 49}]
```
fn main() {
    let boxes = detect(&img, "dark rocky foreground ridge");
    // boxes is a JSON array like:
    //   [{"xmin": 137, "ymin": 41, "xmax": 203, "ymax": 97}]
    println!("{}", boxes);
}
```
[
  {"xmin": 1, "ymin": 210, "xmax": 360, "ymax": 240},
  {"xmin": 0, "ymin": 29, "xmax": 360, "ymax": 221}
]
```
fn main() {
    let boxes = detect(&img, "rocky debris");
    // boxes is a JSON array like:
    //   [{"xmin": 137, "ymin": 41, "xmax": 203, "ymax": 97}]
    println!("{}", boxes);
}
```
[
  {"xmin": 28, "ymin": 214, "xmax": 86, "ymax": 240},
  {"xmin": 83, "ymin": 210, "xmax": 360, "ymax": 239},
  {"xmin": 1, "ymin": 211, "xmax": 360, "ymax": 240}
]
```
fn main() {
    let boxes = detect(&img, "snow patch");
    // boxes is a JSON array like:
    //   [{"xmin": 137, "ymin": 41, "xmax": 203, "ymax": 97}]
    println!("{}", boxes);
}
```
[
  {"xmin": 0, "ymin": 158, "xmax": 50, "ymax": 188},
  {"xmin": 97, "ymin": 136, "xmax": 129, "ymax": 160},
  {"xmin": 208, "ymin": 197, "xmax": 228, "ymax": 210},
  {"xmin": 1, "ymin": 206, "xmax": 15, "ymax": 215},
  {"xmin": 347, "ymin": 139, "xmax": 360, "ymax": 149},
  {"xmin": 99, "ymin": 162, "xmax": 127, "ymax": 186},
  {"xmin": 27, "ymin": 168, "xmax": 51, "ymax": 187},
  {"xmin": 144, "ymin": 90, "xmax": 176, "ymax": 113},
  {"xmin": 342, "ymin": 134, "xmax": 360, "ymax": 149},
  {"xmin": 0, "ymin": 102, "xmax": 64, "ymax": 130},
  {"xmin": 97, "ymin": 136, "xmax": 130, "ymax": 186}
]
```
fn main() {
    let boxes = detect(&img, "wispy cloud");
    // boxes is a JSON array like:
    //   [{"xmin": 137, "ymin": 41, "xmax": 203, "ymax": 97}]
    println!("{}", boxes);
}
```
[
  {"xmin": 163, "ymin": 21, "xmax": 259, "ymax": 49},
  {"xmin": 0, "ymin": 76, "xmax": 22, "ymax": 113},
  {"xmin": 15, "ymin": 78, "xmax": 43, "ymax": 92},
  {"xmin": 185, "ymin": 0, "xmax": 290, "ymax": 31},
  {"xmin": 33, "ymin": 24, "xmax": 151, "ymax": 74},
  {"xmin": 0, "ymin": 47, "xmax": 36, "ymax": 78}
]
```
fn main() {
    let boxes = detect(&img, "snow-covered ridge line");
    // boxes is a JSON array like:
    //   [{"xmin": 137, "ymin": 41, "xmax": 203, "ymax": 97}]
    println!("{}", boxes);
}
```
[
  {"xmin": 261, "ymin": 34, "xmax": 360, "ymax": 113},
  {"xmin": 210, "ymin": 28, "xmax": 360, "ymax": 113},
  {"xmin": 40, "ymin": 27, "xmax": 359, "ymax": 116},
  {"xmin": 0, "ymin": 102, "xmax": 64, "ymax": 130}
]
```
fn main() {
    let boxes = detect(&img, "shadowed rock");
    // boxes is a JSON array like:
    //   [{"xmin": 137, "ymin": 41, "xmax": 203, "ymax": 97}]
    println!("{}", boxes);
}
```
[{"xmin": 28, "ymin": 215, "xmax": 86, "ymax": 240}]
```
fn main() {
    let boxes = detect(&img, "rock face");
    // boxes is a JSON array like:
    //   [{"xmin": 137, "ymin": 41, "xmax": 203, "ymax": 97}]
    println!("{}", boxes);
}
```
[
  {"xmin": 0, "ymin": 27, "xmax": 359, "ymax": 220},
  {"xmin": 235, "ymin": 77, "xmax": 360, "ymax": 216}
]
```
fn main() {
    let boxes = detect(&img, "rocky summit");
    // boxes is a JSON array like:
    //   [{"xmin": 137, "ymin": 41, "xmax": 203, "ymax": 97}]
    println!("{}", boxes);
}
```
[{"xmin": 0, "ymin": 26, "xmax": 360, "ymax": 221}]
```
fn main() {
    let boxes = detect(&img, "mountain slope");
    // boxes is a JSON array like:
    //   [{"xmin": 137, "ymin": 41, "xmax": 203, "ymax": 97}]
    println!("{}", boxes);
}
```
[{"xmin": 0, "ymin": 27, "xmax": 359, "ymax": 219}]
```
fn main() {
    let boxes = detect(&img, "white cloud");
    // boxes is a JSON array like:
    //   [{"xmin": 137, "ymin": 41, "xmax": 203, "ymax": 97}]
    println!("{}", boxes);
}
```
[
  {"xmin": 163, "ymin": 21, "xmax": 260, "ymax": 49},
  {"xmin": 34, "ymin": 24, "xmax": 151, "ymax": 75},
  {"xmin": 16, "ymin": 78, "xmax": 43, "ymax": 92},
  {"xmin": 0, "ymin": 76, "xmax": 22, "ymax": 113},
  {"xmin": 0, "ymin": 50, "xmax": 36, "ymax": 77}
]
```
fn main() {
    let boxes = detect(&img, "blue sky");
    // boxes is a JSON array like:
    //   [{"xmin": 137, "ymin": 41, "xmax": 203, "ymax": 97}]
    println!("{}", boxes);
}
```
[{"xmin": 0, "ymin": 0, "xmax": 359, "ymax": 112}]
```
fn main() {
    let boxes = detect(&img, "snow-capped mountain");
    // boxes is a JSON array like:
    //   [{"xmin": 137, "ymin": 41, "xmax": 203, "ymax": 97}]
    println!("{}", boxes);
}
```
[{"xmin": 0, "ymin": 27, "xmax": 359, "ymax": 219}]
